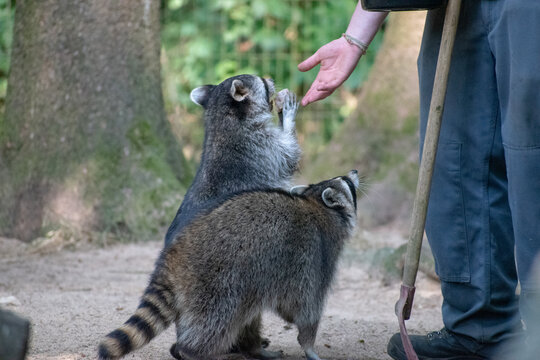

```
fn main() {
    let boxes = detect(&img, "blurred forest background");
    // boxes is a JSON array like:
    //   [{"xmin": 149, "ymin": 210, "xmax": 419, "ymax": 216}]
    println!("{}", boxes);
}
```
[
  {"xmin": 0, "ymin": 4, "xmax": 441, "ymax": 358},
  {"xmin": 0, "ymin": 0, "xmax": 426, "ymax": 245}
]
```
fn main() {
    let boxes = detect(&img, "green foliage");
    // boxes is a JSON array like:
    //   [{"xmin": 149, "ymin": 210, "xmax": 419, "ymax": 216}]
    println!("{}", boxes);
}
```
[
  {"xmin": 161, "ymin": 0, "xmax": 381, "ymax": 104},
  {"xmin": 1, "ymin": 0, "xmax": 384, "ymax": 169},
  {"xmin": 0, "ymin": 0, "xmax": 14, "ymax": 105},
  {"xmin": 161, "ymin": 0, "xmax": 384, "ymax": 162}
]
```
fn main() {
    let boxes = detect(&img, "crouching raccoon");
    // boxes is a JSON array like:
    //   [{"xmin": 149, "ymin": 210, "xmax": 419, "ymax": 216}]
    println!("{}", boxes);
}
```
[{"xmin": 98, "ymin": 171, "xmax": 360, "ymax": 360}]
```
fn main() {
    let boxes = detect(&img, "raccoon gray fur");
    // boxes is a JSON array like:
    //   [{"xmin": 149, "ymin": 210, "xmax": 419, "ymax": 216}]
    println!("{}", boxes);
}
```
[
  {"xmin": 164, "ymin": 75, "xmax": 300, "ymax": 357},
  {"xmin": 164, "ymin": 75, "xmax": 300, "ymax": 247},
  {"xmin": 98, "ymin": 171, "xmax": 360, "ymax": 360}
]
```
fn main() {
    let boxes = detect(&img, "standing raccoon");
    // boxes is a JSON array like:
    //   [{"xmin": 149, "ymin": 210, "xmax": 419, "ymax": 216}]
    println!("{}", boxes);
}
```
[
  {"xmin": 165, "ymin": 74, "xmax": 300, "ymax": 247},
  {"xmin": 164, "ymin": 75, "xmax": 300, "ymax": 357},
  {"xmin": 99, "ymin": 171, "xmax": 360, "ymax": 360}
]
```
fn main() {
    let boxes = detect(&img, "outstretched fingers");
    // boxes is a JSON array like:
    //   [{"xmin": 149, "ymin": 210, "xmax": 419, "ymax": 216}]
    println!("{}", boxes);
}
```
[{"xmin": 301, "ymin": 83, "xmax": 332, "ymax": 106}]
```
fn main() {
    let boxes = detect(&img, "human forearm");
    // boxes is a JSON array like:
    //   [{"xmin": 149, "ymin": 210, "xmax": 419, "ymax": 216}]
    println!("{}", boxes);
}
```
[{"xmin": 345, "ymin": 3, "xmax": 388, "ymax": 46}]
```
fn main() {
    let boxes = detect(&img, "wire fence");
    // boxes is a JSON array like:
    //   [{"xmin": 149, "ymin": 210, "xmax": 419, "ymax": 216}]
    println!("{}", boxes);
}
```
[{"xmin": 162, "ymin": 0, "xmax": 383, "ymax": 162}]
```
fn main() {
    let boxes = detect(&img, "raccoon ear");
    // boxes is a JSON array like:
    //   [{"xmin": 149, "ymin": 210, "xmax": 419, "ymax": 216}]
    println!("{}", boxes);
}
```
[
  {"xmin": 347, "ymin": 170, "xmax": 360, "ymax": 189},
  {"xmin": 290, "ymin": 185, "xmax": 309, "ymax": 196},
  {"xmin": 230, "ymin": 79, "xmax": 250, "ymax": 101},
  {"xmin": 322, "ymin": 188, "xmax": 343, "ymax": 209},
  {"xmin": 190, "ymin": 85, "xmax": 214, "ymax": 107}
]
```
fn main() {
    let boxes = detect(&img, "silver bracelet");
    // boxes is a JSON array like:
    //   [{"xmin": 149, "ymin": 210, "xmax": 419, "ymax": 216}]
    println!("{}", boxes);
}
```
[{"xmin": 342, "ymin": 33, "xmax": 369, "ymax": 54}]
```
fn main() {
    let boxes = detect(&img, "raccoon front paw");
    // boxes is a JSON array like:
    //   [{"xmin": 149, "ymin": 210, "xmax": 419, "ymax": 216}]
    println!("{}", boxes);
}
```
[
  {"xmin": 283, "ymin": 93, "xmax": 298, "ymax": 132},
  {"xmin": 274, "ymin": 89, "xmax": 290, "ymax": 114},
  {"xmin": 275, "ymin": 89, "xmax": 298, "ymax": 133}
]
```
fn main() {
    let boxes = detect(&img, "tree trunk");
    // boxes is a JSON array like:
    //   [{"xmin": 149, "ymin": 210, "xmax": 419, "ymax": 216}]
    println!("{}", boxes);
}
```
[
  {"xmin": 0, "ymin": 0, "xmax": 187, "ymax": 242},
  {"xmin": 307, "ymin": 11, "xmax": 426, "ymax": 228}
]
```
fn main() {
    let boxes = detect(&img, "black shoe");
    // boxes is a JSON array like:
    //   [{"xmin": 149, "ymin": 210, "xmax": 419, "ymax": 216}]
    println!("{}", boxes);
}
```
[{"xmin": 387, "ymin": 328, "xmax": 486, "ymax": 360}]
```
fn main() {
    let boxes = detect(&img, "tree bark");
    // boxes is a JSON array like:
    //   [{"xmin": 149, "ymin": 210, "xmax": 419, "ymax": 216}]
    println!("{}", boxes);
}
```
[{"xmin": 0, "ymin": 0, "xmax": 187, "ymax": 242}]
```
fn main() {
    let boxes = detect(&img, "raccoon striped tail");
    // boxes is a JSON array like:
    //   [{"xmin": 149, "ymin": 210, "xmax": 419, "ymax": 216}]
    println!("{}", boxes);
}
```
[{"xmin": 98, "ymin": 280, "xmax": 176, "ymax": 359}]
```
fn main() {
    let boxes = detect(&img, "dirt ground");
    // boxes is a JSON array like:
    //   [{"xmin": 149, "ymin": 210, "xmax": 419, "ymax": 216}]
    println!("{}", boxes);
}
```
[{"xmin": 0, "ymin": 229, "xmax": 443, "ymax": 360}]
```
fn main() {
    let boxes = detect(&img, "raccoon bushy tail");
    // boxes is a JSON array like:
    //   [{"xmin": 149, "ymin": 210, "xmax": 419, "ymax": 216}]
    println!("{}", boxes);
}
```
[{"xmin": 98, "ymin": 277, "xmax": 176, "ymax": 359}]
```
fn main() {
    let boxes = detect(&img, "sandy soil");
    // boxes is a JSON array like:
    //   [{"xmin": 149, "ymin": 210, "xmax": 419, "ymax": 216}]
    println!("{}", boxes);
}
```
[{"xmin": 0, "ymin": 231, "xmax": 443, "ymax": 360}]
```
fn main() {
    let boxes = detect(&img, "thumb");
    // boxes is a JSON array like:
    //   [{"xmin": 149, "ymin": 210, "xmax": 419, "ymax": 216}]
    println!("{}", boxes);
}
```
[{"xmin": 298, "ymin": 52, "xmax": 320, "ymax": 72}]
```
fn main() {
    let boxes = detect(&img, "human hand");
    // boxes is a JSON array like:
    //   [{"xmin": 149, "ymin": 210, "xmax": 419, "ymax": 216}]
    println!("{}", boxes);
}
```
[{"xmin": 298, "ymin": 37, "xmax": 364, "ymax": 106}]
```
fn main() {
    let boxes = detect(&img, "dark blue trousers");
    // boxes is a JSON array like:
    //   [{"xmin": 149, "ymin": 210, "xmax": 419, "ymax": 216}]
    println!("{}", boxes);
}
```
[{"xmin": 418, "ymin": 0, "xmax": 540, "ymax": 352}]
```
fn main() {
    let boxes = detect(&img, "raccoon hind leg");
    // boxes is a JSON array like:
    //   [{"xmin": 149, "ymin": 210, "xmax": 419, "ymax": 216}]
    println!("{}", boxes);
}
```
[
  {"xmin": 170, "ymin": 342, "xmax": 250, "ymax": 360},
  {"xmin": 232, "ymin": 314, "xmax": 262, "ymax": 352},
  {"xmin": 233, "ymin": 315, "xmax": 283, "ymax": 360},
  {"xmin": 297, "ymin": 321, "xmax": 323, "ymax": 360},
  {"xmin": 172, "ymin": 309, "xmax": 248, "ymax": 360}
]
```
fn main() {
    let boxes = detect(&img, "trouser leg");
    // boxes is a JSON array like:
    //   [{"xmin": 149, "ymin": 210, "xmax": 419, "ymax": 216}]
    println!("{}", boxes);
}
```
[
  {"xmin": 418, "ymin": 0, "xmax": 520, "ymax": 349},
  {"xmin": 488, "ymin": 0, "xmax": 540, "ymax": 336}
]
